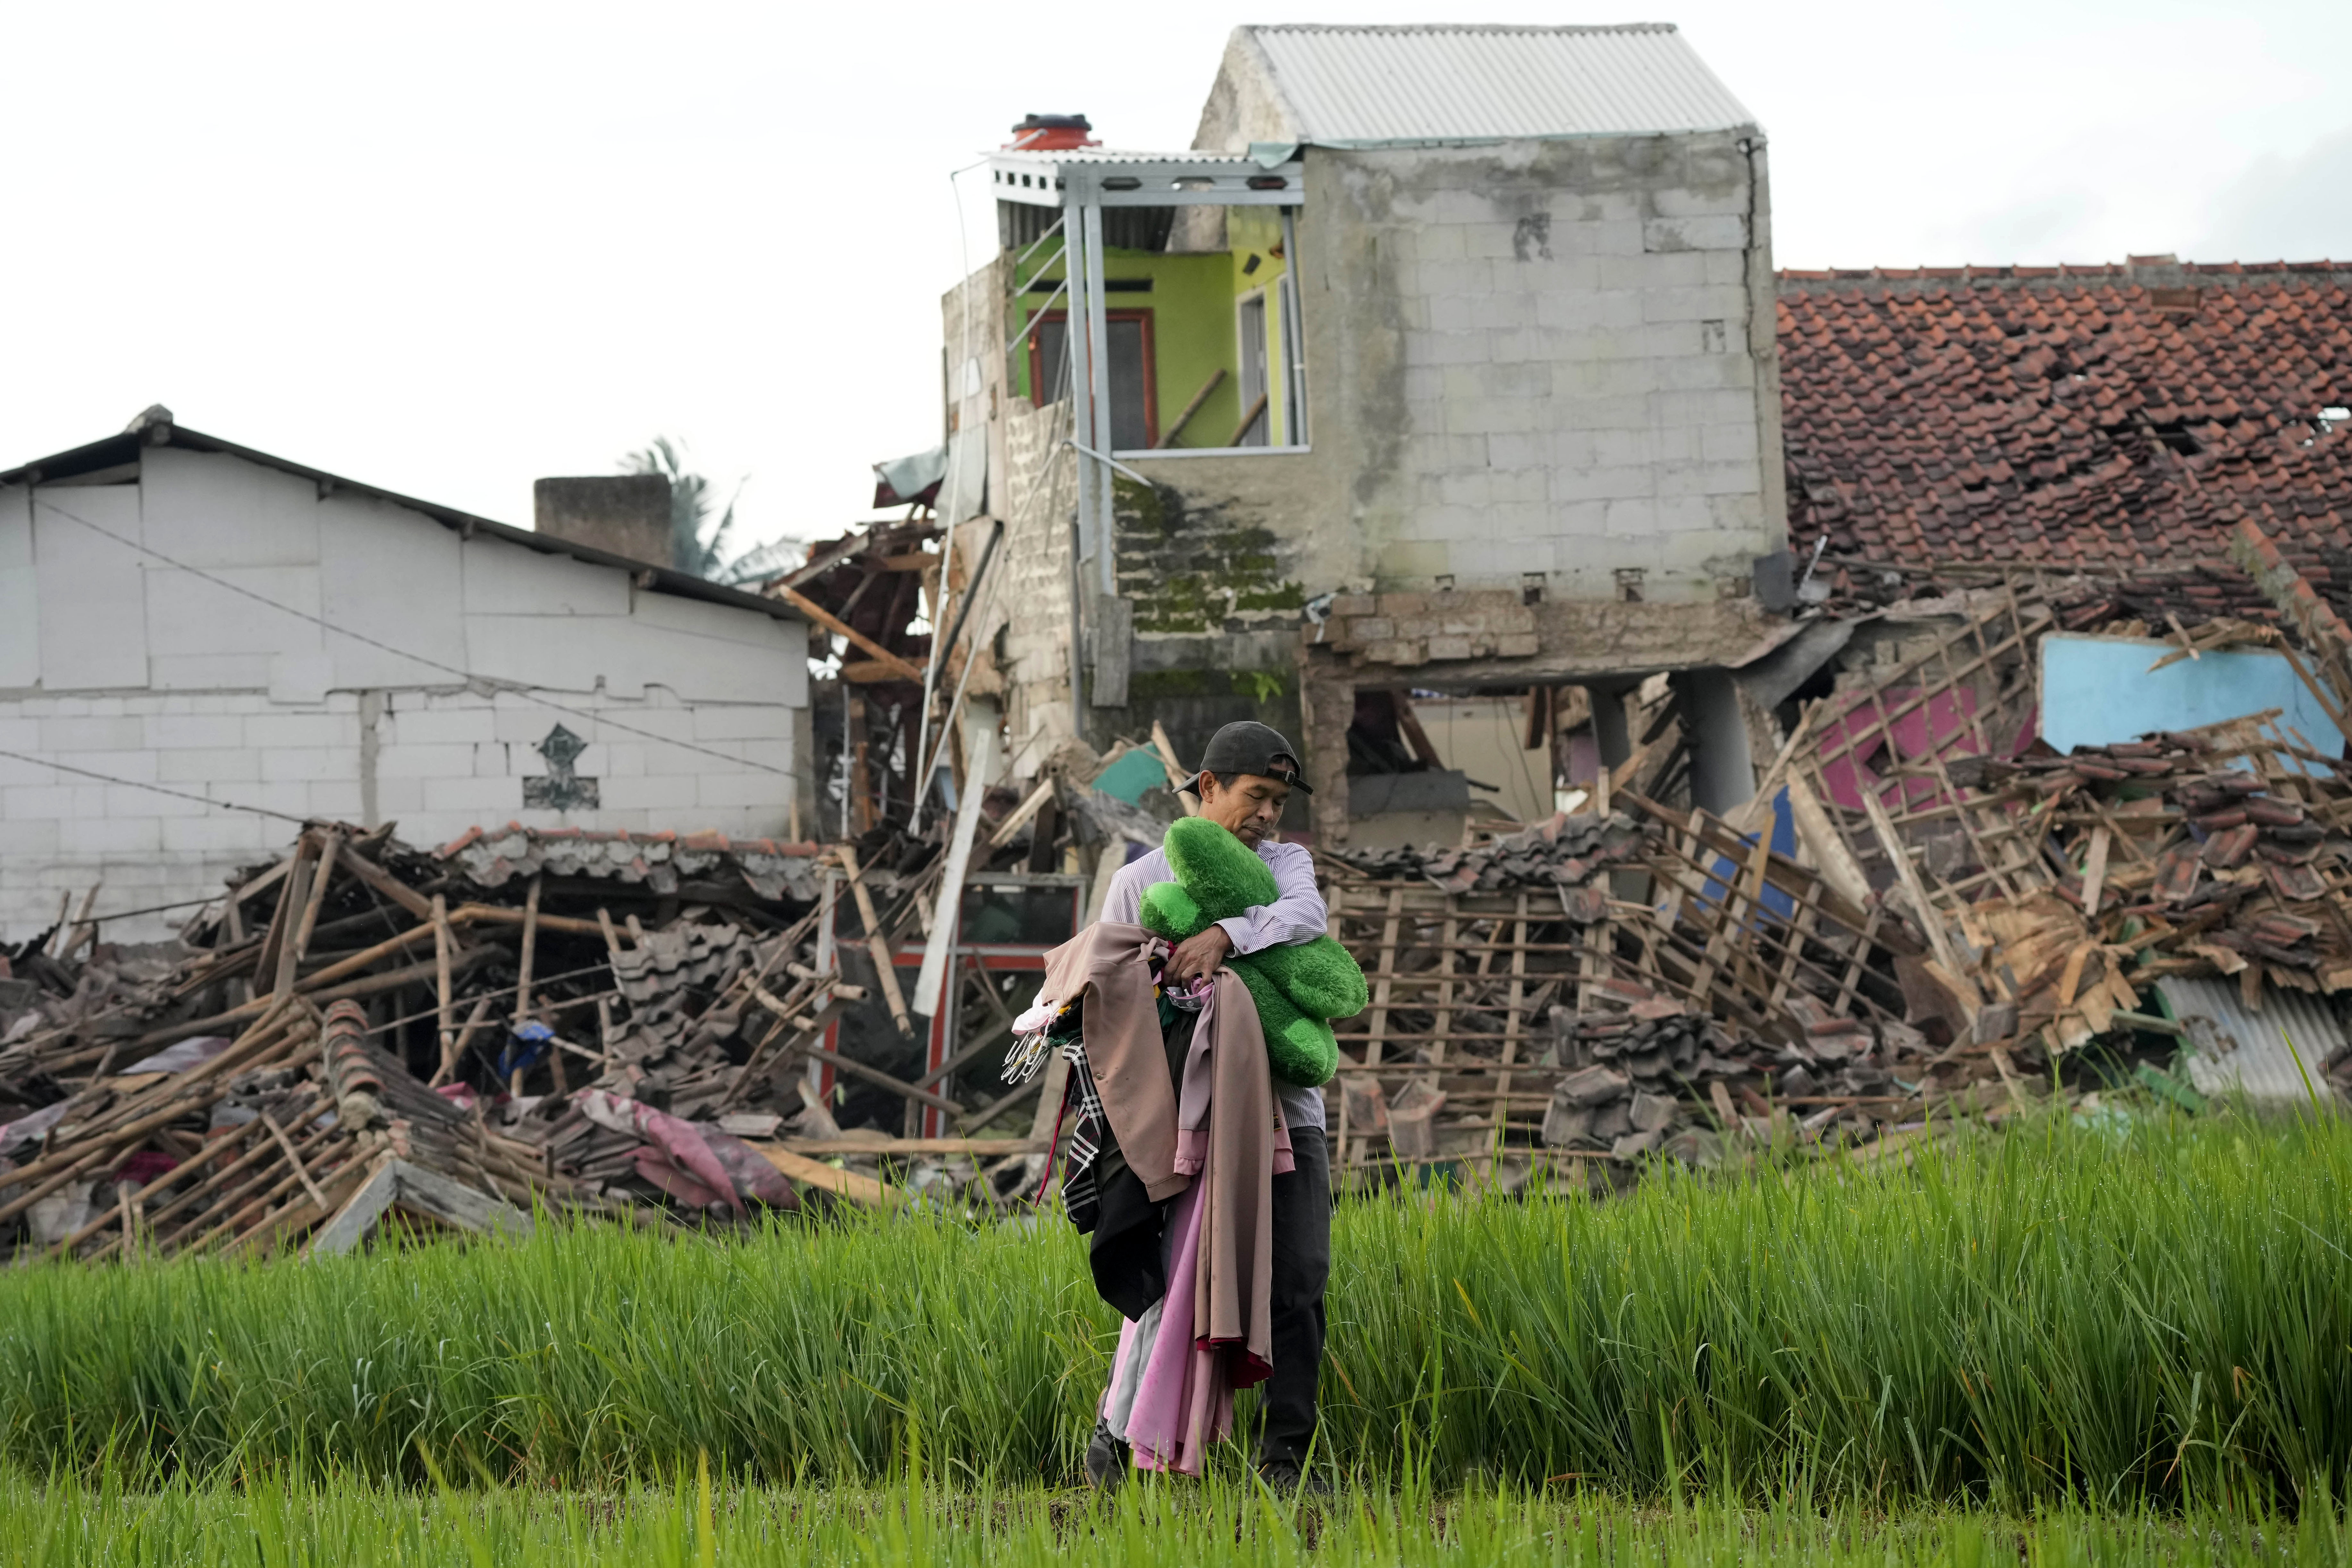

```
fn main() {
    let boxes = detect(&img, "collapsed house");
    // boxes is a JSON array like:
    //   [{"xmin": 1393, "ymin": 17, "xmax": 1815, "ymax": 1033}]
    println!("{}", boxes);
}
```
[
  {"xmin": 7, "ymin": 37, "xmax": 2352, "ymax": 1225},
  {"xmin": 931, "ymin": 24, "xmax": 1789, "ymax": 854}
]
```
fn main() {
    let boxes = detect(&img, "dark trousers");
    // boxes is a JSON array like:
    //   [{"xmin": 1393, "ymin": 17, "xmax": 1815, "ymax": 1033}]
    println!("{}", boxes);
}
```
[{"xmin": 1258, "ymin": 1125, "xmax": 1332, "ymax": 1466}]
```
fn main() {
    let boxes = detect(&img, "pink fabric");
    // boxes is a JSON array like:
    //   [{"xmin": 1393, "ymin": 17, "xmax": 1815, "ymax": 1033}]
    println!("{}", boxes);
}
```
[
  {"xmin": 1817, "ymin": 687, "xmax": 1981, "ymax": 812},
  {"xmin": 1121, "ymin": 1178, "xmax": 1231, "ymax": 1475},
  {"xmin": 1170, "ymin": 982, "xmax": 1294, "ymax": 1179}
]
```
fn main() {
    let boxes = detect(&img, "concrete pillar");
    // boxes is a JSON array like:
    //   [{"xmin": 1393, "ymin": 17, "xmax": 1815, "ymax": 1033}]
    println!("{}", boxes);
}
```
[
  {"xmin": 1673, "ymin": 668, "xmax": 1754, "ymax": 817},
  {"xmin": 1585, "ymin": 682, "xmax": 1632, "ymax": 770}
]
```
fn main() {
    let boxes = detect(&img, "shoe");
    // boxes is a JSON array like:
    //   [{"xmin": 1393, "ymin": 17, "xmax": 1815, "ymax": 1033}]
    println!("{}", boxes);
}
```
[
  {"xmin": 1254, "ymin": 1458, "xmax": 1332, "ymax": 1498},
  {"xmin": 1083, "ymin": 1419, "xmax": 1129, "ymax": 1491}
]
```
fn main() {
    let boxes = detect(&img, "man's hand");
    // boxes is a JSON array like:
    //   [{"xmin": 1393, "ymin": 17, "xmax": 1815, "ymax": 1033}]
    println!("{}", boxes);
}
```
[{"xmin": 1162, "ymin": 925, "xmax": 1233, "ymax": 987}]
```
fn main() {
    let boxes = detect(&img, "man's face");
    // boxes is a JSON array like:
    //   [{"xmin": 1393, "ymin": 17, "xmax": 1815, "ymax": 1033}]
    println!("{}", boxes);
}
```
[{"xmin": 1197, "ymin": 770, "xmax": 1291, "ymax": 847}]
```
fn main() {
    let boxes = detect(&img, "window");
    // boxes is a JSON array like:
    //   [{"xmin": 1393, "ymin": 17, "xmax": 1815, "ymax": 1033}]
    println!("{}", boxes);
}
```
[
  {"xmin": 1235, "ymin": 293, "xmax": 1270, "ymax": 447},
  {"xmin": 1029, "ymin": 311, "xmax": 1159, "ymax": 450}
]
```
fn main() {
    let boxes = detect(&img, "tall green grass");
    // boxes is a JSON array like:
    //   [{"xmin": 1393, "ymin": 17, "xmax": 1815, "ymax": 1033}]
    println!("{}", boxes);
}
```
[
  {"xmin": 0, "ymin": 1472, "xmax": 2345, "ymax": 1568},
  {"xmin": 0, "ymin": 1115, "xmax": 2346, "ymax": 1508}
]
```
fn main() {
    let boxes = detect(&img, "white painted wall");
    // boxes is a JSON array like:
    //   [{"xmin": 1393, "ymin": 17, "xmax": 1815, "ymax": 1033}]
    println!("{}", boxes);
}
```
[{"xmin": 0, "ymin": 446, "xmax": 808, "ymax": 942}]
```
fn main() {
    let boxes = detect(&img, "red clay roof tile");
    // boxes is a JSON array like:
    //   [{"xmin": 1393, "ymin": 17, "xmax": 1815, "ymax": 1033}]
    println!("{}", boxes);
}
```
[{"xmin": 1779, "ymin": 266, "xmax": 2352, "ymax": 570}]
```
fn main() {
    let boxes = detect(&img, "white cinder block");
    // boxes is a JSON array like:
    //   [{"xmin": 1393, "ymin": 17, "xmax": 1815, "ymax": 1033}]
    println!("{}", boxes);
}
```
[
  {"xmin": 1403, "ymin": 331, "xmax": 1491, "ymax": 368},
  {"xmin": 491, "ymin": 703, "xmax": 591, "ymax": 745},
  {"xmin": 599, "ymin": 775, "xmax": 702, "ymax": 811},
  {"xmin": 1651, "ymin": 184, "xmax": 1750, "ymax": 220},
  {"xmin": 146, "ymin": 713, "xmax": 247, "ymax": 750},
  {"xmin": 1702, "ymin": 422, "xmax": 1763, "ymax": 463},
  {"xmin": 3, "ymin": 784, "xmax": 85, "ymax": 818},
  {"xmin": 375, "ymin": 742, "xmax": 479, "ymax": 780},
  {"xmin": 1468, "ymin": 293, "xmax": 1535, "ymax": 331},
  {"xmin": 0, "ymin": 753, "xmax": 51, "ymax": 788},
  {"xmin": 157, "ymin": 747, "xmax": 263, "ymax": 784},
  {"xmin": 105, "ymin": 785, "xmax": 211, "ymax": 819},
  {"xmin": 61, "ymin": 817, "xmax": 162, "ymax": 854},
  {"xmin": 423, "ymin": 776, "xmax": 522, "ymax": 814},
  {"xmin": 1603, "ymin": 499, "xmax": 1660, "ymax": 536},
  {"xmin": 696, "ymin": 771, "xmax": 790, "ymax": 808},
  {"xmin": 1643, "ymin": 286, "xmax": 1752, "ymax": 325},
  {"xmin": 1643, "ymin": 215, "xmax": 1748, "ymax": 253},
  {"xmin": 244, "ymin": 712, "xmax": 354, "ymax": 750},
  {"xmin": 477, "ymin": 742, "xmax": 518, "ymax": 778},
  {"xmin": 0, "ymin": 820, "xmax": 61, "ymax": 854},
  {"xmin": 1442, "ymin": 397, "xmax": 1540, "ymax": 437},
  {"xmin": 1550, "ymin": 467, "xmax": 1656, "ymax": 504},
  {"xmin": 240, "ymin": 783, "xmax": 314, "ymax": 820},
  {"xmin": 308, "ymin": 781, "xmax": 365, "ymax": 818},
  {"xmin": 57, "ymin": 748, "xmax": 158, "ymax": 782},
  {"xmin": 150, "ymin": 653, "xmax": 277, "ymax": 692},
  {"xmin": 1653, "ymin": 353, "xmax": 1752, "ymax": 394},
  {"xmin": 40, "ymin": 716, "xmax": 144, "ymax": 752},
  {"xmin": 260, "ymin": 748, "xmax": 349, "ymax": 783},
  {"xmin": 380, "ymin": 706, "xmax": 496, "ymax": 746},
  {"xmin": 161, "ymin": 815, "xmax": 271, "ymax": 855},
  {"xmin": 374, "ymin": 778, "xmax": 425, "ymax": 817}
]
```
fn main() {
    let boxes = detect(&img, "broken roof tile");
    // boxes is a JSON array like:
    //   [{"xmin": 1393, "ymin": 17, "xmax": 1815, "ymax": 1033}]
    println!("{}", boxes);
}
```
[{"xmin": 1780, "ymin": 266, "xmax": 2352, "ymax": 572}]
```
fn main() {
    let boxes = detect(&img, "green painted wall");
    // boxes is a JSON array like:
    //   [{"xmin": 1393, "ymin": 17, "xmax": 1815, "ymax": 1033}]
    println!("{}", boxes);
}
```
[
  {"xmin": 1225, "ymin": 208, "xmax": 1296, "ymax": 446},
  {"xmin": 1008, "ymin": 232, "xmax": 1293, "ymax": 452}
]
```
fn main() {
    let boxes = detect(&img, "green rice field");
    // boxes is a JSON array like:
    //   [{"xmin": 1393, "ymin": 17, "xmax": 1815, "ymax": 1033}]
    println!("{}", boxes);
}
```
[
  {"xmin": 0, "ymin": 1110, "xmax": 2346, "ymax": 1527},
  {"xmin": 3, "ymin": 1472, "xmax": 2350, "ymax": 1567}
]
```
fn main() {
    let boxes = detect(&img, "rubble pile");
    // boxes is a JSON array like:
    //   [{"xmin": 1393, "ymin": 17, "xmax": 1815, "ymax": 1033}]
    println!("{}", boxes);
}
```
[
  {"xmin": 1333, "ymin": 811, "xmax": 1650, "ymax": 910},
  {"xmin": 1939, "ymin": 725, "xmax": 2352, "ymax": 1041},
  {"xmin": 0, "ymin": 818, "xmax": 1009, "ymax": 1260}
]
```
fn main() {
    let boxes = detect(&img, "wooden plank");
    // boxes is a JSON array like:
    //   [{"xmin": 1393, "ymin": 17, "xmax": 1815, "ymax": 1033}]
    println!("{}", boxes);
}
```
[
  {"xmin": 781, "ymin": 586, "xmax": 925, "ymax": 682},
  {"xmin": 782, "ymin": 1137, "xmax": 1045, "ymax": 1156},
  {"xmin": 1491, "ymin": 894, "xmax": 1529, "ymax": 1141},
  {"xmin": 1151, "ymin": 721, "xmax": 1201, "ymax": 814},
  {"xmin": 432, "ymin": 893, "xmax": 455, "ymax": 1067},
  {"xmin": 2079, "ymin": 825, "xmax": 2112, "ymax": 918},
  {"xmin": 837, "ymin": 845, "xmax": 914, "ymax": 1035},
  {"xmin": 387, "ymin": 1159, "xmax": 534, "ymax": 1239},
  {"xmin": 749, "ymin": 1142, "xmax": 900, "ymax": 1207},
  {"xmin": 1858, "ymin": 778, "xmax": 1971, "ymax": 997},
  {"xmin": 794, "ymin": 1041, "xmax": 965, "ymax": 1117},
  {"xmin": 336, "ymin": 839, "xmax": 434, "ymax": 921},
  {"xmin": 305, "ymin": 1158, "xmax": 399, "ymax": 1258}
]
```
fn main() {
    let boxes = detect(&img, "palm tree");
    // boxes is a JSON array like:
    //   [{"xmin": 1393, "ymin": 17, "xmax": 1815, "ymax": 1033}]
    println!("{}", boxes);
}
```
[{"xmin": 620, "ymin": 436, "xmax": 769, "ymax": 583}]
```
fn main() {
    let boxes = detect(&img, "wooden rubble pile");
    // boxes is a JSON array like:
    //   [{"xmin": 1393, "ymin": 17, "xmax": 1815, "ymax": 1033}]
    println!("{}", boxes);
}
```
[
  {"xmin": 1323, "ymin": 561, "xmax": 2352, "ymax": 1187},
  {"xmin": 0, "ymin": 817, "xmax": 1017, "ymax": 1259},
  {"xmin": 1323, "ymin": 798, "xmax": 1927, "ymax": 1187}
]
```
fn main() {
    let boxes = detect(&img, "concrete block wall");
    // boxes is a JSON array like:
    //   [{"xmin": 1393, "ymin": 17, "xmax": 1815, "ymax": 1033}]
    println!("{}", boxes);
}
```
[
  {"xmin": 1325, "ymin": 132, "xmax": 1785, "ymax": 602},
  {"xmin": 0, "ymin": 441, "xmax": 810, "ymax": 946},
  {"xmin": 988, "ymin": 398, "xmax": 1081, "ymax": 755},
  {"xmin": 0, "ymin": 685, "xmax": 800, "ymax": 944}
]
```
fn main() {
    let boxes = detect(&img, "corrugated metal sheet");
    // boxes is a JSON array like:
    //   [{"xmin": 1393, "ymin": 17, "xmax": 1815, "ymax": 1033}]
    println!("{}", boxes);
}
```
[
  {"xmin": 1245, "ymin": 24, "xmax": 1757, "ymax": 145},
  {"xmin": 2159, "ymin": 977, "xmax": 2348, "ymax": 1106}
]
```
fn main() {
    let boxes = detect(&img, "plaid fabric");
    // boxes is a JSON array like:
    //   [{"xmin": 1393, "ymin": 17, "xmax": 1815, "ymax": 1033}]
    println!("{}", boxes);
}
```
[{"xmin": 1060, "ymin": 1035, "xmax": 1107, "ymax": 1227}]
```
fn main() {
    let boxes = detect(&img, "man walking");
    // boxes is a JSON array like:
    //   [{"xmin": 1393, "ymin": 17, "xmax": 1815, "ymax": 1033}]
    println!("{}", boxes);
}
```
[{"xmin": 1089, "ymin": 721, "xmax": 1333, "ymax": 1494}]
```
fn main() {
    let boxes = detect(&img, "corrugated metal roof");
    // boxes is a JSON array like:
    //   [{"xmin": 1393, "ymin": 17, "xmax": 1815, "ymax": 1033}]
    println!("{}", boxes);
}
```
[
  {"xmin": 1242, "ymin": 23, "xmax": 1757, "ymax": 145},
  {"xmin": 2158, "ymin": 976, "xmax": 2347, "ymax": 1107},
  {"xmin": 992, "ymin": 148, "xmax": 1257, "ymax": 167}
]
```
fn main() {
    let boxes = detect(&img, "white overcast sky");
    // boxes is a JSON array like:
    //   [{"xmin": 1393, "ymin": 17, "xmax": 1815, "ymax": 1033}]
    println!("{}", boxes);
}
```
[{"xmin": 5, "ymin": 1, "xmax": 2347, "ymax": 559}]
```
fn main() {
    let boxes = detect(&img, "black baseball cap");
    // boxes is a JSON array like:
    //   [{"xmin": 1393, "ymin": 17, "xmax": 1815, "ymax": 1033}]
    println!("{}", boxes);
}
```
[{"xmin": 1177, "ymin": 721, "xmax": 1313, "ymax": 795}]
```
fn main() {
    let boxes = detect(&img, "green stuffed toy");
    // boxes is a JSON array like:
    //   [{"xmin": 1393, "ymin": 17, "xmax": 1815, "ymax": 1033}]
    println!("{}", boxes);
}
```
[{"xmin": 1136, "ymin": 817, "xmax": 1369, "ymax": 1087}]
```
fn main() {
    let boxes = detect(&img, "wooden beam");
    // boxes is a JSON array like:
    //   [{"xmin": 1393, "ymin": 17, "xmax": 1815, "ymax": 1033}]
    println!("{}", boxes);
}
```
[
  {"xmin": 748, "ymin": 1142, "xmax": 898, "ymax": 1208},
  {"xmin": 782, "ymin": 586, "xmax": 924, "ymax": 683},
  {"xmin": 837, "ymin": 845, "xmax": 913, "ymax": 1034},
  {"xmin": 783, "ymin": 1137, "xmax": 1044, "ymax": 1156},
  {"xmin": 1156, "ymin": 367, "xmax": 1227, "ymax": 449}
]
